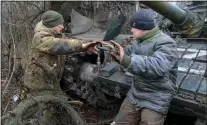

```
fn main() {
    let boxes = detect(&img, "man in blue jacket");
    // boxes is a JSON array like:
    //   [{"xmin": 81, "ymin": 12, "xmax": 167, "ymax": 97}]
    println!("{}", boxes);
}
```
[{"xmin": 109, "ymin": 9, "xmax": 178, "ymax": 125}]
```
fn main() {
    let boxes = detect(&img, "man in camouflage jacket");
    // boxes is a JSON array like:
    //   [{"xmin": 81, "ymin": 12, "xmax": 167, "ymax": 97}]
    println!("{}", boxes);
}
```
[
  {"xmin": 23, "ymin": 10, "xmax": 100, "ymax": 97},
  {"xmin": 109, "ymin": 10, "xmax": 178, "ymax": 125}
]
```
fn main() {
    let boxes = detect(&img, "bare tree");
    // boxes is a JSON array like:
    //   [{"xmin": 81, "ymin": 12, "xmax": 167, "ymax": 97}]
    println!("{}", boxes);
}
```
[{"xmin": 1, "ymin": 1, "xmax": 50, "ymax": 115}]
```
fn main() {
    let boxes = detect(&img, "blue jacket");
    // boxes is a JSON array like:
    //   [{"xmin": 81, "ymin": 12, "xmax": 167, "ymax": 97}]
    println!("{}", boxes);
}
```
[{"xmin": 120, "ymin": 27, "xmax": 178, "ymax": 114}]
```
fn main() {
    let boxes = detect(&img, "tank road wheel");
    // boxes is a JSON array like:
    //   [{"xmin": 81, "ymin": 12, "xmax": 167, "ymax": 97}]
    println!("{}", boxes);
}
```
[{"xmin": 2, "ymin": 95, "xmax": 85, "ymax": 125}]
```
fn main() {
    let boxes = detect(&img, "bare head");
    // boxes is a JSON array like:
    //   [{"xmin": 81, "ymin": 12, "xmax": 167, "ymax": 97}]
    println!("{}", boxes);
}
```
[
  {"xmin": 41, "ymin": 10, "xmax": 64, "ymax": 34},
  {"xmin": 130, "ymin": 9, "xmax": 155, "ymax": 39}
]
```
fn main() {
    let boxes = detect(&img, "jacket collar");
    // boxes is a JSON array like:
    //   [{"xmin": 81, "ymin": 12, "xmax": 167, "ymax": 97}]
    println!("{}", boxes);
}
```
[
  {"xmin": 34, "ymin": 21, "xmax": 62, "ymax": 37},
  {"xmin": 137, "ymin": 27, "xmax": 160, "ymax": 42}
]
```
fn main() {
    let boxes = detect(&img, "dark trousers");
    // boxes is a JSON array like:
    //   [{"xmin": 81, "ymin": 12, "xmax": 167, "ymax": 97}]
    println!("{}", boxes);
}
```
[{"xmin": 115, "ymin": 97, "xmax": 165, "ymax": 125}]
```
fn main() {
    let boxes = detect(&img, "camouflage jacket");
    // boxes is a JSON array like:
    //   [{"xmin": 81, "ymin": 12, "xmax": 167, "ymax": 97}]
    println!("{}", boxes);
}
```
[
  {"xmin": 120, "ymin": 27, "xmax": 178, "ymax": 114},
  {"xmin": 23, "ymin": 21, "xmax": 87, "ymax": 94}
]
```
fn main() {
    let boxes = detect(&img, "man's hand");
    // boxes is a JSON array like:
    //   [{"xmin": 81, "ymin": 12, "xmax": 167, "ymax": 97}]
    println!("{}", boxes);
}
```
[
  {"xmin": 108, "ymin": 40, "xmax": 124, "ymax": 63},
  {"xmin": 82, "ymin": 41, "xmax": 101, "ymax": 54}
]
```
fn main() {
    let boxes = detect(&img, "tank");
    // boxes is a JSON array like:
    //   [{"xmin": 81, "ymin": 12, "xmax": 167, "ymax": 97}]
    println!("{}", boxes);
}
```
[{"xmin": 61, "ymin": 1, "xmax": 207, "ymax": 124}]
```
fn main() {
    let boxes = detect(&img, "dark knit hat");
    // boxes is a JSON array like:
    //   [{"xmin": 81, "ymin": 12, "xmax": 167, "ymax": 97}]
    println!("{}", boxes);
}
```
[
  {"xmin": 130, "ymin": 9, "xmax": 155, "ymax": 30},
  {"xmin": 41, "ymin": 10, "xmax": 64, "ymax": 28}
]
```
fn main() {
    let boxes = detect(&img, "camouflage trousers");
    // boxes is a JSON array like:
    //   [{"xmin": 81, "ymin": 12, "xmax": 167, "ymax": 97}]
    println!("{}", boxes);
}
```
[{"xmin": 115, "ymin": 97, "xmax": 165, "ymax": 125}]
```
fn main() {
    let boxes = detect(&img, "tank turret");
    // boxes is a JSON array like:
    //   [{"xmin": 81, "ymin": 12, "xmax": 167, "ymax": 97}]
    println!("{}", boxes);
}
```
[{"xmin": 140, "ymin": 1, "xmax": 207, "ymax": 37}]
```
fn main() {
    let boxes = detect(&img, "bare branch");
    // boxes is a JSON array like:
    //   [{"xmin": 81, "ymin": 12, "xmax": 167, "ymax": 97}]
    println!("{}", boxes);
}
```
[
  {"xmin": 3, "ymin": 100, "xmax": 11, "ymax": 115},
  {"xmin": 68, "ymin": 100, "xmax": 83, "ymax": 106},
  {"xmin": 2, "ymin": 47, "xmax": 12, "ymax": 87},
  {"xmin": 1, "ymin": 37, "xmax": 9, "ymax": 52},
  {"xmin": 26, "ymin": 2, "xmax": 41, "ymax": 12},
  {"xmin": 1, "ymin": 21, "xmax": 28, "ymax": 27},
  {"xmin": 3, "ymin": 26, "xmax": 17, "ymax": 96},
  {"xmin": 30, "ymin": 11, "xmax": 44, "ymax": 25},
  {"xmin": 1, "ymin": 112, "xmax": 12, "ymax": 121}
]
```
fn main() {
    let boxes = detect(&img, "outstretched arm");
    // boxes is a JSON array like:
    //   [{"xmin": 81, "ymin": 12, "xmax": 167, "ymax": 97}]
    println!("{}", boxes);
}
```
[{"xmin": 33, "ymin": 32, "xmax": 100, "ymax": 55}]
